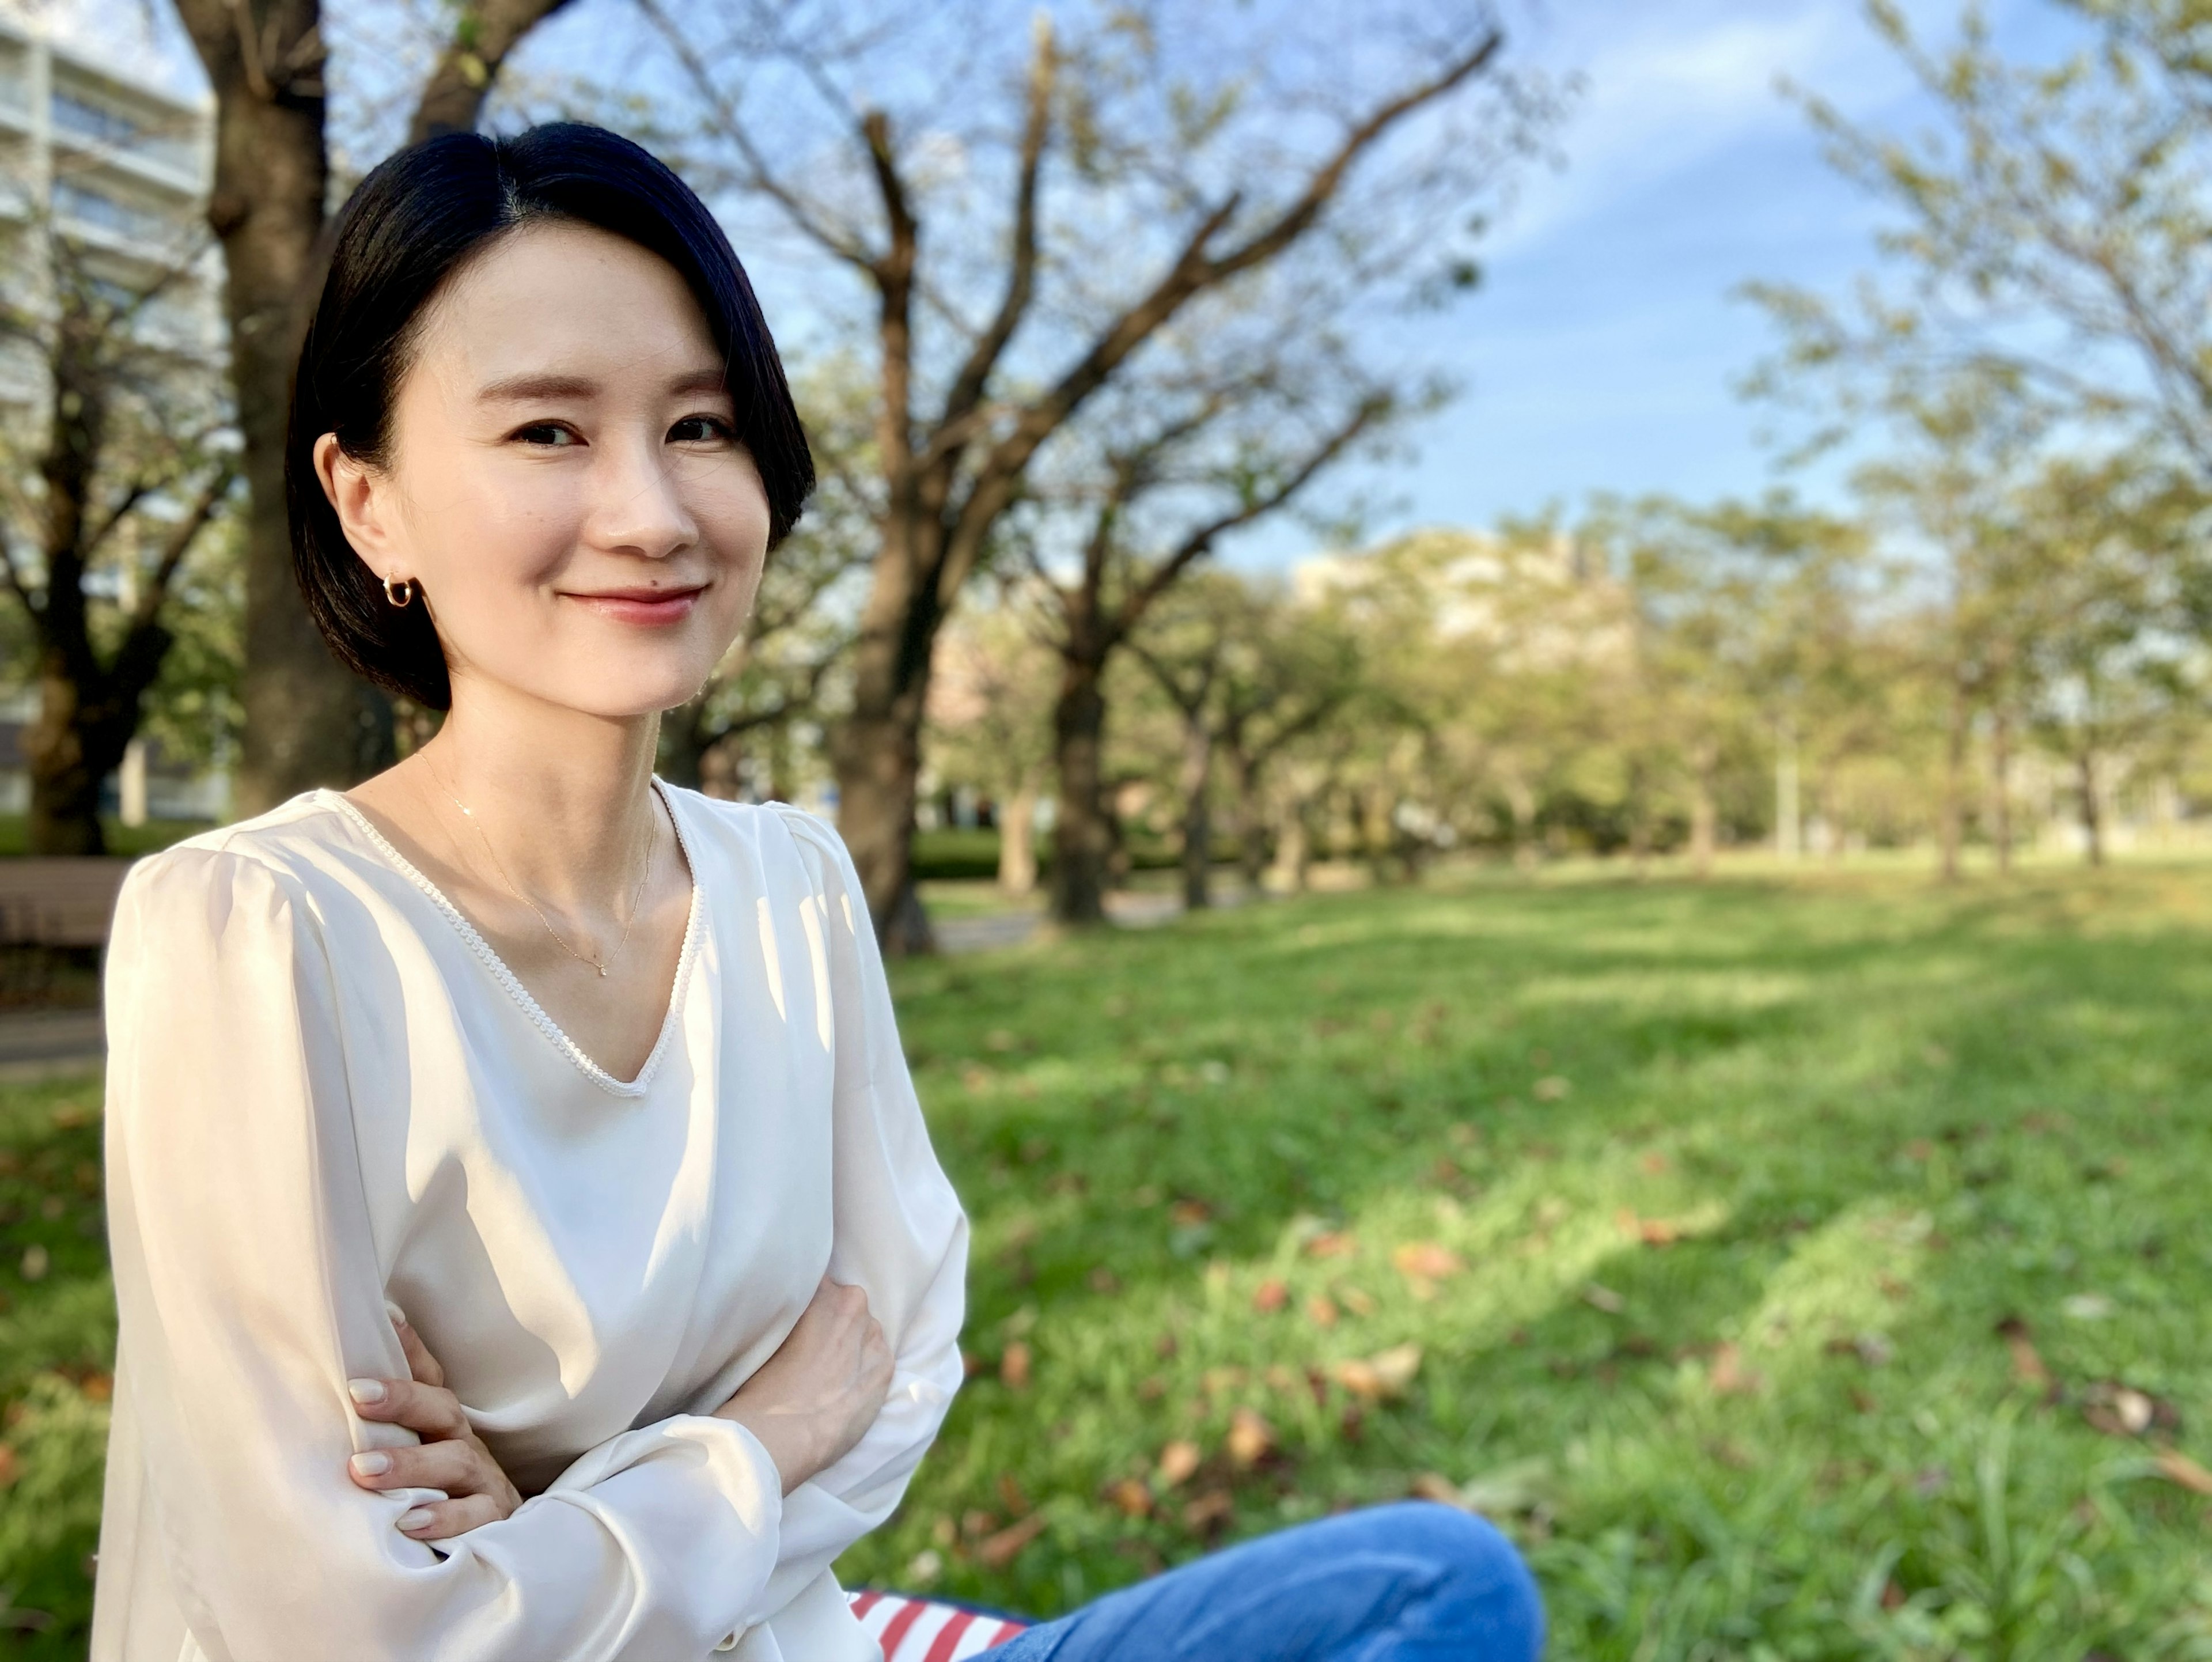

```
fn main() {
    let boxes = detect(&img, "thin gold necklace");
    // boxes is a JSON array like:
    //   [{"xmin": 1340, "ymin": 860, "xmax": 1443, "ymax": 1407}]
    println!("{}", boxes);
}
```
[{"xmin": 434, "ymin": 767, "xmax": 658, "ymax": 979}]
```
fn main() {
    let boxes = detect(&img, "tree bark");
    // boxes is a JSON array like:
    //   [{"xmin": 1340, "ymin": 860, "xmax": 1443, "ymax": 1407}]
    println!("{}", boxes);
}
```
[
  {"xmin": 1688, "ymin": 740, "xmax": 1718, "ymax": 880},
  {"xmin": 2075, "ymin": 746, "xmax": 2103, "ymax": 867},
  {"xmin": 1229, "ymin": 749, "xmax": 1267, "ymax": 892},
  {"xmin": 1939, "ymin": 669, "xmax": 1969, "ymax": 883},
  {"xmin": 1990, "ymin": 706, "xmax": 2014, "ymax": 875},
  {"xmin": 998, "ymin": 780, "xmax": 1038, "ymax": 896},
  {"xmin": 1271, "ymin": 797, "xmax": 1311, "ymax": 893},
  {"xmin": 1502, "ymin": 774, "xmax": 1537, "ymax": 873},
  {"xmin": 1048, "ymin": 652, "xmax": 1112, "ymax": 925},
  {"xmin": 1179, "ymin": 711, "xmax": 1214, "ymax": 911}
]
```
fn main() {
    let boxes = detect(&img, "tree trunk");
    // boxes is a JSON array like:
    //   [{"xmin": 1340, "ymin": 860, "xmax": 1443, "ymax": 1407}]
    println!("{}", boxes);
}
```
[
  {"xmin": 1502, "ymin": 774, "xmax": 1537, "ymax": 873},
  {"xmin": 1271, "ymin": 797, "xmax": 1311, "ymax": 893},
  {"xmin": 998, "ymin": 781, "xmax": 1038, "ymax": 896},
  {"xmin": 22, "ymin": 670, "xmax": 111, "ymax": 855},
  {"xmin": 182, "ymin": 0, "xmax": 396, "ymax": 813},
  {"xmin": 1939, "ymin": 672, "xmax": 1969, "ymax": 883},
  {"xmin": 1688, "ymin": 740, "xmax": 1717, "ymax": 880},
  {"xmin": 1048, "ymin": 653, "xmax": 1111, "ymax": 925},
  {"xmin": 1775, "ymin": 720, "xmax": 1800, "ymax": 861},
  {"xmin": 1990, "ymin": 707, "xmax": 2014, "ymax": 876},
  {"xmin": 2076, "ymin": 747, "xmax": 2103, "ymax": 867},
  {"xmin": 1179, "ymin": 712, "xmax": 1213, "ymax": 911},
  {"xmin": 1229, "ymin": 750, "xmax": 1267, "ymax": 893}
]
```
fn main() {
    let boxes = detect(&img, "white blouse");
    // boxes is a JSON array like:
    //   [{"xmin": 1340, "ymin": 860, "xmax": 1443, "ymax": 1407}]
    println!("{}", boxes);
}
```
[{"xmin": 88, "ymin": 785, "xmax": 969, "ymax": 1662}]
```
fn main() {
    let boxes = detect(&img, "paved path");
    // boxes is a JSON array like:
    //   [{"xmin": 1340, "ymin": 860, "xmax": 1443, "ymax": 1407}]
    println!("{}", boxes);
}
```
[
  {"xmin": 935, "ymin": 883, "xmax": 1252, "ymax": 953},
  {"xmin": 0, "ymin": 885, "xmax": 1252, "ymax": 1073}
]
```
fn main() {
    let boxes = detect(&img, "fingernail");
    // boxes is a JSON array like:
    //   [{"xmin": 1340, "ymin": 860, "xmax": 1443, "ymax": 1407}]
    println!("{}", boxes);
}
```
[
  {"xmin": 396, "ymin": 1506, "xmax": 435, "ymax": 1532},
  {"xmin": 384, "ymin": 1298, "xmax": 408, "ymax": 1327},
  {"xmin": 350, "ymin": 1451, "xmax": 391, "ymax": 1477},
  {"xmin": 347, "ymin": 1378, "xmax": 388, "ymax": 1405}
]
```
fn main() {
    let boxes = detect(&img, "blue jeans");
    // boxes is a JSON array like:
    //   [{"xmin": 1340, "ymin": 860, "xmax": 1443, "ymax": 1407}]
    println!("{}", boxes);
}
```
[{"xmin": 988, "ymin": 1502, "xmax": 1544, "ymax": 1661}]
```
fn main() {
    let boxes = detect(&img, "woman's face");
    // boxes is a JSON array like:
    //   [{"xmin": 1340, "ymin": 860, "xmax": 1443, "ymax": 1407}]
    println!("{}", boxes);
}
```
[{"xmin": 318, "ymin": 219, "xmax": 771, "ymax": 721}]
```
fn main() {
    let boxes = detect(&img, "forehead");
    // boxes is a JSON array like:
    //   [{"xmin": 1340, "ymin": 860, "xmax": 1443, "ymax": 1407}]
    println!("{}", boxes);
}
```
[{"xmin": 410, "ymin": 219, "xmax": 722, "ymax": 393}]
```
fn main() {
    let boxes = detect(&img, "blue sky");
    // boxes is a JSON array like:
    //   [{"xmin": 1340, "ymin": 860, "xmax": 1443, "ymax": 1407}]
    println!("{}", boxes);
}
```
[
  {"xmin": 85, "ymin": 0, "xmax": 2063, "ymax": 556},
  {"xmin": 1366, "ymin": 0, "xmax": 2006, "ymax": 542}
]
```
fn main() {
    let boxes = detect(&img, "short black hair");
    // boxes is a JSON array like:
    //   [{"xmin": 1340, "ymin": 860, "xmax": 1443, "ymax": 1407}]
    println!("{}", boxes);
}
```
[{"xmin": 286, "ymin": 122, "xmax": 815, "ymax": 711}]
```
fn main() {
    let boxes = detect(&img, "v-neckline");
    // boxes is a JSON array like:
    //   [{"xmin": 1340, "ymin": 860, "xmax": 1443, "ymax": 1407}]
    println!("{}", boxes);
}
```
[{"xmin": 319, "ymin": 779, "xmax": 704, "ymax": 1099}]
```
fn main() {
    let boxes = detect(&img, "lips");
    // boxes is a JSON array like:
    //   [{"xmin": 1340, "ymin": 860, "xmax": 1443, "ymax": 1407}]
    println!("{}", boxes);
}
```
[{"xmin": 562, "ymin": 584, "xmax": 706, "ymax": 627}]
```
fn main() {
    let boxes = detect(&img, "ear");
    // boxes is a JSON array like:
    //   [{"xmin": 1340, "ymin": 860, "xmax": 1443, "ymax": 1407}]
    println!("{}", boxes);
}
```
[{"xmin": 313, "ymin": 433, "xmax": 402, "ymax": 577}]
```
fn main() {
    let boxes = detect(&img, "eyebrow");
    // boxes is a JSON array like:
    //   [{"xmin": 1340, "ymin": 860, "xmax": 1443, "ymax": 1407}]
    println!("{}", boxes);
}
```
[{"xmin": 476, "ymin": 369, "xmax": 733, "ymax": 403}]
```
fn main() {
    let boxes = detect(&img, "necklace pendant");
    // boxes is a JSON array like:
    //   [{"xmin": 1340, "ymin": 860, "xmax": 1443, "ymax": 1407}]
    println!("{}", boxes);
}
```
[{"xmin": 596, "ymin": 964, "xmax": 608, "ymax": 978}]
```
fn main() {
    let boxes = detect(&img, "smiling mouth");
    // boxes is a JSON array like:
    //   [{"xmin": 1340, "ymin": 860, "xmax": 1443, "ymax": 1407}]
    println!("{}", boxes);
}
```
[{"xmin": 562, "ymin": 585, "xmax": 707, "ymax": 626}]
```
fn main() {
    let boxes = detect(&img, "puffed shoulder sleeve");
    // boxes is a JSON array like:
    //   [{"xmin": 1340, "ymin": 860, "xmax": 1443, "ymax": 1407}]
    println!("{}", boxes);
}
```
[
  {"xmin": 101, "ymin": 846, "xmax": 786, "ymax": 1660},
  {"xmin": 759, "ymin": 809, "xmax": 968, "ymax": 1612}
]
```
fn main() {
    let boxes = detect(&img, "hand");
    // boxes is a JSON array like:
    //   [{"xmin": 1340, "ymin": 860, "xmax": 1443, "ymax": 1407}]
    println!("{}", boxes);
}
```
[
  {"xmin": 346, "ymin": 1311, "xmax": 522, "ymax": 1541},
  {"xmin": 715, "ymin": 1276, "xmax": 893, "ymax": 1496}
]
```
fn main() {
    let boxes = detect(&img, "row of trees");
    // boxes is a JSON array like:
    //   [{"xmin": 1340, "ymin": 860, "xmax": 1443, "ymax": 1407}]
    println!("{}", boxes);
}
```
[{"xmin": 6, "ymin": 2, "xmax": 2211, "ymax": 941}]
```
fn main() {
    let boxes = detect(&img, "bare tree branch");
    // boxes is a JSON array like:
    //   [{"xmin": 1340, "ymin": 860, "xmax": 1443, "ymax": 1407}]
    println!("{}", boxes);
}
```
[{"xmin": 410, "ymin": 0, "xmax": 581, "ymax": 144}]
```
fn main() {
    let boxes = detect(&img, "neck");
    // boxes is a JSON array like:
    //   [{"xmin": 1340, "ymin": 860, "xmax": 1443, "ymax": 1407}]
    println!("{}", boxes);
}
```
[{"xmin": 414, "ymin": 679, "xmax": 663, "ymax": 915}]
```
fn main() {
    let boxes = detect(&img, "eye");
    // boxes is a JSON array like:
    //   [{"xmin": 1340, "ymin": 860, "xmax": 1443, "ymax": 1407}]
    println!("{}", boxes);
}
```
[
  {"xmin": 510, "ymin": 421, "xmax": 579, "ymax": 448},
  {"xmin": 669, "ymin": 414, "xmax": 734, "ymax": 444}
]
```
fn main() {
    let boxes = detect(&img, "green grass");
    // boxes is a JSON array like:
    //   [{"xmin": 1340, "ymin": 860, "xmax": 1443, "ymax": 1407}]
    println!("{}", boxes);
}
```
[{"xmin": 5, "ymin": 864, "xmax": 2212, "ymax": 1655}]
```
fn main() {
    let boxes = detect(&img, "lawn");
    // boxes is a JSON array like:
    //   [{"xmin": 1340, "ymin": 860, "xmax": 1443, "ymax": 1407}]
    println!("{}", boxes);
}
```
[{"xmin": 5, "ymin": 862, "xmax": 2212, "ymax": 1656}]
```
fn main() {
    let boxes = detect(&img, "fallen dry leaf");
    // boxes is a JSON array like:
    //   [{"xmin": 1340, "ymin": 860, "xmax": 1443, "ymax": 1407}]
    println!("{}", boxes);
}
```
[
  {"xmin": 1638, "ymin": 1151, "xmax": 1671, "ymax": 1174},
  {"xmin": 1582, "ymin": 1283, "xmax": 1625, "ymax": 1315},
  {"xmin": 1532, "ymin": 1076, "xmax": 1571, "ymax": 1102},
  {"xmin": 977, "ymin": 1512, "xmax": 1049, "ymax": 1569},
  {"xmin": 1306, "ymin": 1294, "xmax": 1339, "ymax": 1328},
  {"xmin": 999, "ymin": 1341, "xmax": 1032, "ymax": 1392},
  {"xmin": 1252, "ymin": 1278, "xmax": 1289, "ymax": 1315},
  {"xmin": 1156, "ymin": 1439, "xmax": 1203, "ymax": 1488},
  {"xmin": 1088, "ymin": 1266, "xmax": 1122, "ymax": 1296},
  {"xmin": 1225, "ymin": 1407, "xmax": 1276, "ymax": 1468},
  {"xmin": 2154, "ymin": 1448, "xmax": 2212, "ymax": 1497},
  {"xmin": 1612, "ymin": 1207, "xmax": 1680, "ymax": 1247},
  {"xmin": 1391, "ymin": 1243, "xmax": 1465, "ymax": 1282},
  {"xmin": 0, "ymin": 1444, "xmax": 16, "ymax": 1490},
  {"xmin": 996, "ymin": 1473, "xmax": 1031, "ymax": 1517},
  {"xmin": 1709, "ymin": 1342, "xmax": 1762, "ymax": 1396},
  {"xmin": 2081, "ymin": 1380, "xmax": 2171, "ymax": 1439},
  {"xmin": 1408, "ymin": 1472, "xmax": 1461, "ymax": 1505},
  {"xmin": 80, "ymin": 1371, "xmax": 112, "ymax": 1403},
  {"xmin": 1305, "ymin": 1231, "xmax": 1359, "ymax": 1260},
  {"xmin": 1181, "ymin": 1490, "xmax": 1234, "ymax": 1532},
  {"xmin": 1994, "ymin": 1316, "xmax": 2052, "ymax": 1391},
  {"xmin": 1334, "ymin": 1342, "xmax": 1423, "ymax": 1401},
  {"xmin": 1339, "ymin": 1286, "xmax": 1378, "ymax": 1318},
  {"xmin": 1169, "ymin": 1199, "xmax": 1212, "ymax": 1228},
  {"xmin": 1103, "ymin": 1478, "xmax": 1152, "ymax": 1519}
]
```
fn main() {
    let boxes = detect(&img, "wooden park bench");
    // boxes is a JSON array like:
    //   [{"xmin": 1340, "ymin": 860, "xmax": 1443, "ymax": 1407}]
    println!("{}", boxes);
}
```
[{"xmin": 0, "ymin": 858, "xmax": 134, "ymax": 949}]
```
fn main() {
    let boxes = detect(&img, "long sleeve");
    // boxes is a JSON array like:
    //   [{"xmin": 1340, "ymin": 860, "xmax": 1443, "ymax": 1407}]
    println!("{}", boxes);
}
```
[
  {"xmin": 758, "ymin": 809, "xmax": 969, "ymax": 1612},
  {"xmin": 99, "ymin": 846, "xmax": 787, "ymax": 1661}
]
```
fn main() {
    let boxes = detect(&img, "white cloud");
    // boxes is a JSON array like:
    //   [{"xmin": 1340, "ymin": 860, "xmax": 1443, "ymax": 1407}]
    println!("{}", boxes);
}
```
[{"xmin": 1490, "ymin": 0, "xmax": 1921, "ymax": 257}]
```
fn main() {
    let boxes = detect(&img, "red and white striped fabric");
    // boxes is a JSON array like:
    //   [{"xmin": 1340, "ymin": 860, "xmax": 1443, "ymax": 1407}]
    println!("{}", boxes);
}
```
[{"xmin": 847, "ymin": 1589, "xmax": 1029, "ymax": 1660}]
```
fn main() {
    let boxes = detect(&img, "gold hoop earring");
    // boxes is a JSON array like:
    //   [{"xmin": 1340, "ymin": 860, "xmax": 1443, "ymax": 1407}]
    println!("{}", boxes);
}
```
[{"xmin": 382, "ymin": 575, "xmax": 415, "ymax": 608}]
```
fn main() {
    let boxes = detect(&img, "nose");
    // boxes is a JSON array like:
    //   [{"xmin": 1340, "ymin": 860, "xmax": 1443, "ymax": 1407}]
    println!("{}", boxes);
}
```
[{"xmin": 584, "ymin": 429, "xmax": 696, "ymax": 561}]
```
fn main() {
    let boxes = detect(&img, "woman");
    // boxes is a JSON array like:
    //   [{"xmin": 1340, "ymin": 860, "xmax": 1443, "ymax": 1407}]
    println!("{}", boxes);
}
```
[{"xmin": 90, "ymin": 124, "xmax": 1542, "ymax": 1662}]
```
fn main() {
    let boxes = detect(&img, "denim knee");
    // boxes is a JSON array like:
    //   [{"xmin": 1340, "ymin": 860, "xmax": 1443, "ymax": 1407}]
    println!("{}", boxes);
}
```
[{"xmin": 1355, "ymin": 1502, "xmax": 1544, "ymax": 1649}]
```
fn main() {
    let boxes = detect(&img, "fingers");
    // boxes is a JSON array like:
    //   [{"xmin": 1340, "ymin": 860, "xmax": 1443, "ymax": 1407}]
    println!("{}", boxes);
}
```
[
  {"xmin": 391, "ymin": 1490, "xmax": 509, "ymax": 1542},
  {"xmin": 348, "ymin": 1375, "xmax": 470, "ymax": 1441},
  {"xmin": 347, "ymin": 1437, "xmax": 503, "ymax": 1501},
  {"xmin": 391, "ymin": 1316, "xmax": 445, "ymax": 1388}
]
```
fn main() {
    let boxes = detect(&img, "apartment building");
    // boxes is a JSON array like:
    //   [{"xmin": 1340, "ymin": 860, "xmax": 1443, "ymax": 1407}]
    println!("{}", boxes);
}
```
[{"xmin": 0, "ymin": 20, "xmax": 228, "ymax": 827}]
